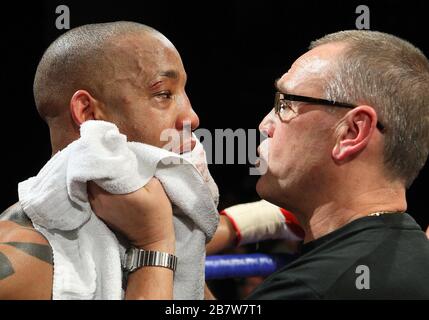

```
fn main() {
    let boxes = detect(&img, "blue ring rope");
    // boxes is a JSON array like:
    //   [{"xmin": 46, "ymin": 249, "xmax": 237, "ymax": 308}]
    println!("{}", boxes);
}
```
[{"xmin": 205, "ymin": 253, "xmax": 295, "ymax": 280}]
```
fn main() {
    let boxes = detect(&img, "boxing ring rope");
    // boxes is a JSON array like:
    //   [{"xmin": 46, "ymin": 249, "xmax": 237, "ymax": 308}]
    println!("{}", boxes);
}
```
[{"xmin": 205, "ymin": 253, "xmax": 296, "ymax": 280}]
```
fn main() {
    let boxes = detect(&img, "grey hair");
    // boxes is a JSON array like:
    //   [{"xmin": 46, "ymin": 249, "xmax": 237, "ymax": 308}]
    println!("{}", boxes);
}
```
[
  {"xmin": 310, "ymin": 30, "xmax": 429, "ymax": 188},
  {"xmin": 33, "ymin": 21, "xmax": 157, "ymax": 121}
]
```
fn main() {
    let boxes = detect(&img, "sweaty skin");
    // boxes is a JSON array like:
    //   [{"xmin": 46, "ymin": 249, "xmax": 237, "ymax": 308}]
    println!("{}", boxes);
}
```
[{"xmin": 0, "ymin": 27, "xmax": 237, "ymax": 299}]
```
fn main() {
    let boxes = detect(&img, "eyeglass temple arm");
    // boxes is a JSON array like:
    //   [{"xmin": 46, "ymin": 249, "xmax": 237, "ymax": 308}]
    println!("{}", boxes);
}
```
[{"xmin": 282, "ymin": 93, "xmax": 385, "ymax": 132}]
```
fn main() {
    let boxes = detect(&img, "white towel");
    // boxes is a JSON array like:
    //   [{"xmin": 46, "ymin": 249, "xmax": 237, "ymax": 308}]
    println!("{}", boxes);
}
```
[{"xmin": 18, "ymin": 120, "xmax": 219, "ymax": 300}]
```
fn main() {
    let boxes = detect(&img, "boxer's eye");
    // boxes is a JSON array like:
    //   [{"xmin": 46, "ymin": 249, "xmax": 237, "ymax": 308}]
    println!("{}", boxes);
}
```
[{"xmin": 156, "ymin": 91, "xmax": 173, "ymax": 100}]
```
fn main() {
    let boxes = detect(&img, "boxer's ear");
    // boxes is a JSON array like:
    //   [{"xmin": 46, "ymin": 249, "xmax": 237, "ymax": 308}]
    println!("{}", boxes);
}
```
[
  {"xmin": 332, "ymin": 105, "xmax": 378, "ymax": 163},
  {"xmin": 70, "ymin": 90, "xmax": 106, "ymax": 126}
]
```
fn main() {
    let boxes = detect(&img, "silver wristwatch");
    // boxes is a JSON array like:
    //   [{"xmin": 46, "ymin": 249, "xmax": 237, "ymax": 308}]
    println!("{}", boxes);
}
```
[{"xmin": 122, "ymin": 247, "xmax": 178, "ymax": 273}]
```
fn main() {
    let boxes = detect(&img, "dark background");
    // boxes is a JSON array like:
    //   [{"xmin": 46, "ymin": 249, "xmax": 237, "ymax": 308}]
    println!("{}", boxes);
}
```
[{"xmin": 1, "ymin": 1, "xmax": 428, "ymax": 298}]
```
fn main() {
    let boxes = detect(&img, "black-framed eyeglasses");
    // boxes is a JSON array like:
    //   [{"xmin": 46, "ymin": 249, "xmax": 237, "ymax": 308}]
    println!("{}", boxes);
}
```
[{"xmin": 274, "ymin": 91, "xmax": 385, "ymax": 132}]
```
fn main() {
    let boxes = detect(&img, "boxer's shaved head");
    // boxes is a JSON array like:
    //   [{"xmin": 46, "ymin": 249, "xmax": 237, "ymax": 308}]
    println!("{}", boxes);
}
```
[
  {"xmin": 33, "ymin": 21, "xmax": 198, "ymax": 155},
  {"xmin": 34, "ymin": 21, "xmax": 168, "ymax": 121}
]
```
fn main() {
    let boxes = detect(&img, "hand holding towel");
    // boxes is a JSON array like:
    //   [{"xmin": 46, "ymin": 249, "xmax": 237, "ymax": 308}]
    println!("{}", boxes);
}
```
[{"xmin": 18, "ymin": 120, "xmax": 219, "ymax": 299}]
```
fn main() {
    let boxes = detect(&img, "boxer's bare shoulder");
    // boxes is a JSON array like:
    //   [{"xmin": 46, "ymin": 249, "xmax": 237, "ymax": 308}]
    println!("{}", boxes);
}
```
[{"xmin": 0, "ymin": 203, "xmax": 53, "ymax": 299}]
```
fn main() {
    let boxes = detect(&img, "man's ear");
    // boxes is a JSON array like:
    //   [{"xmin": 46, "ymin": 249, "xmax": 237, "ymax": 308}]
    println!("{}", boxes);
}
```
[
  {"xmin": 70, "ymin": 90, "xmax": 106, "ymax": 126},
  {"xmin": 332, "ymin": 105, "xmax": 378, "ymax": 163}
]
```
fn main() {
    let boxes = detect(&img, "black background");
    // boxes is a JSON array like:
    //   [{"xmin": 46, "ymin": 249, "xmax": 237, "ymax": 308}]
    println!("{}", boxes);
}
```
[{"xmin": 1, "ymin": 0, "xmax": 428, "ymax": 231}]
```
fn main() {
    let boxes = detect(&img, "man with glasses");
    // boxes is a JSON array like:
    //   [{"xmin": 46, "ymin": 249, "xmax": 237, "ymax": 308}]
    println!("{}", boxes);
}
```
[
  {"xmin": 246, "ymin": 30, "xmax": 429, "ymax": 299},
  {"xmin": 92, "ymin": 30, "xmax": 429, "ymax": 299}
]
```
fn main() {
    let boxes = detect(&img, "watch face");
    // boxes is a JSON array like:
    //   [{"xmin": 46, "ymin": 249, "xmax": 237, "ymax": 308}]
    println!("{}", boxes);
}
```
[{"xmin": 123, "ymin": 247, "xmax": 138, "ymax": 272}]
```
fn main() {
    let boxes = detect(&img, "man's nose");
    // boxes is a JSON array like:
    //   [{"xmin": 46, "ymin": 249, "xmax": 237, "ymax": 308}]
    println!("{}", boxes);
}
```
[
  {"xmin": 259, "ymin": 110, "xmax": 276, "ymax": 138},
  {"xmin": 175, "ymin": 94, "xmax": 200, "ymax": 131}
]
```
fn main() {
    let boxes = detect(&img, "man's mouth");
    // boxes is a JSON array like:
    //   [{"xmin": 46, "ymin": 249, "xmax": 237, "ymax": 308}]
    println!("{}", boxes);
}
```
[{"xmin": 257, "ymin": 138, "xmax": 270, "ymax": 162}]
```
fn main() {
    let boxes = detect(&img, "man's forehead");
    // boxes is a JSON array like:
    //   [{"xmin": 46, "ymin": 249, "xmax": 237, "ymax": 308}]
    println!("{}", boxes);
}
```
[
  {"xmin": 276, "ymin": 43, "xmax": 346, "ymax": 93},
  {"xmin": 277, "ymin": 56, "xmax": 331, "ymax": 93},
  {"xmin": 109, "ymin": 33, "xmax": 185, "ymax": 83},
  {"xmin": 113, "ymin": 33, "xmax": 178, "ymax": 59}
]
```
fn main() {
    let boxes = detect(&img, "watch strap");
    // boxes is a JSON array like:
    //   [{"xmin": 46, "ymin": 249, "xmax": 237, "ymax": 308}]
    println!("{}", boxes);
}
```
[{"xmin": 123, "ymin": 247, "xmax": 178, "ymax": 273}]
